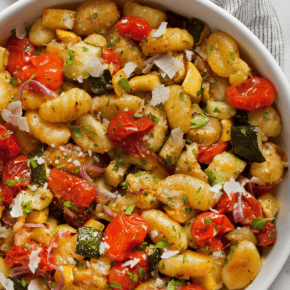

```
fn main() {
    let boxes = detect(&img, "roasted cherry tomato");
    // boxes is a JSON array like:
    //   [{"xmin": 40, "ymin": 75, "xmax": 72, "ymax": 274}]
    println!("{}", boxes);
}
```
[
  {"xmin": 108, "ymin": 251, "xmax": 148, "ymax": 290},
  {"xmin": 255, "ymin": 221, "xmax": 277, "ymax": 247},
  {"xmin": 102, "ymin": 47, "xmax": 121, "ymax": 75},
  {"xmin": 180, "ymin": 285, "xmax": 208, "ymax": 290},
  {"xmin": 115, "ymin": 16, "xmax": 151, "ymax": 41},
  {"xmin": 197, "ymin": 141, "xmax": 228, "ymax": 165},
  {"xmin": 216, "ymin": 191, "xmax": 264, "ymax": 226},
  {"xmin": 0, "ymin": 124, "xmax": 21, "ymax": 163},
  {"xmin": 104, "ymin": 214, "xmax": 148, "ymax": 261},
  {"xmin": 107, "ymin": 111, "xmax": 155, "ymax": 158},
  {"xmin": 1, "ymin": 155, "xmax": 31, "ymax": 205},
  {"xmin": 48, "ymin": 168, "xmax": 97, "ymax": 225},
  {"xmin": 6, "ymin": 36, "xmax": 64, "ymax": 94},
  {"xmin": 191, "ymin": 212, "xmax": 235, "ymax": 251},
  {"xmin": 225, "ymin": 77, "xmax": 276, "ymax": 111},
  {"xmin": 247, "ymin": 177, "xmax": 276, "ymax": 196},
  {"xmin": 6, "ymin": 35, "xmax": 34, "ymax": 76},
  {"xmin": 4, "ymin": 240, "xmax": 54, "ymax": 272}
]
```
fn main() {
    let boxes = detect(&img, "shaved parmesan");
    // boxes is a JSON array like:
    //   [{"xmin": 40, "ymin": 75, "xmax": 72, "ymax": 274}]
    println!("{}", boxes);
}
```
[
  {"xmin": 10, "ymin": 193, "xmax": 24, "ymax": 218},
  {"xmin": 122, "ymin": 258, "xmax": 140, "ymax": 268},
  {"xmin": 155, "ymin": 278, "xmax": 164, "ymax": 287},
  {"xmin": 161, "ymin": 249, "xmax": 179, "ymax": 259},
  {"xmin": 16, "ymin": 23, "xmax": 26, "ymax": 39},
  {"xmin": 185, "ymin": 50, "xmax": 194, "ymax": 62},
  {"xmin": 83, "ymin": 57, "xmax": 104, "ymax": 78},
  {"xmin": 28, "ymin": 280, "xmax": 43, "ymax": 290},
  {"xmin": 99, "ymin": 241, "xmax": 110, "ymax": 255},
  {"xmin": 223, "ymin": 178, "xmax": 246, "ymax": 200},
  {"xmin": 28, "ymin": 248, "xmax": 42, "ymax": 274},
  {"xmin": 123, "ymin": 62, "xmax": 137, "ymax": 78},
  {"xmin": 212, "ymin": 251, "xmax": 224, "ymax": 257},
  {"xmin": 77, "ymin": 76, "xmax": 84, "ymax": 83},
  {"xmin": 152, "ymin": 22, "xmax": 168, "ymax": 38},
  {"xmin": 154, "ymin": 54, "xmax": 183, "ymax": 79},
  {"xmin": 210, "ymin": 184, "xmax": 223, "ymax": 200},
  {"xmin": 150, "ymin": 84, "xmax": 170, "ymax": 106},
  {"xmin": 171, "ymin": 127, "xmax": 184, "ymax": 148},
  {"xmin": 249, "ymin": 176, "xmax": 264, "ymax": 185},
  {"xmin": 1, "ymin": 101, "xmax": 29, "ymax": 132},
  {"xmin": 0, "ymin": 271, "xmax": 14, "ymax": 290},
  {"xmin": 142, "ymin": 54, "xmax": 161, "ymax": 74}
]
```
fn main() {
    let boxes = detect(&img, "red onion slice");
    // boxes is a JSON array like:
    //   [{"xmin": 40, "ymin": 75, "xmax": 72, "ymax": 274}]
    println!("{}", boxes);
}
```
[
  {"xmin": 233, "ymin": 192, "xmax": 244, "ymax": 223},
  {"xmin": 23, "ymin": 223, "xmax": 45, "ymax": 228},
  {"xmin": 103, "ymin": 205, "xmax": 117, "ymax": 219},
  {"xmin": 1, "ymin": 216, "xmax": 16, "ymax": 227},
  {"xmin": 80, "ymin": 163, "xmax": 116, "ymax": 201},
  {"xmin": 10, "ymin": 266, "xmax": 31, "ymax": 277},
  {"xmin": 17, "ymin": 80, "xmax": 58, "ymax": 102}
]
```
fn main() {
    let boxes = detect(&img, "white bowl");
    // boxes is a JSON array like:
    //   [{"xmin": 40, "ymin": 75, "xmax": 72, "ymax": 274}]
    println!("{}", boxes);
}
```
[{"xmin": 0, "ymin": 0, "xmax": 290, "ymax": 289}]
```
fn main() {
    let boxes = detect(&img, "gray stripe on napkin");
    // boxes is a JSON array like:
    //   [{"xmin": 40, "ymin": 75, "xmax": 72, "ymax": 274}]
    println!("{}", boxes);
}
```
[{"xmin": 210, "ymin": 0, "xmax": 284, "ymax": 68}]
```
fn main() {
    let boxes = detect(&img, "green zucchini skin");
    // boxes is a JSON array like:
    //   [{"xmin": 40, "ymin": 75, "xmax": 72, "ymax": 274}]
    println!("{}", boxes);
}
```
[
  {"xmin": 231, "ymin": 126, "xmax": 266, "ymax": 163},
  {"xmin": 28, "ymin": 147, "xmax": 47, "ymax": 185},
  {"xmin": 8, "ymin": 278, "xmax": 28, "ymax": 290},
  {"xmin": 76, "ymin": 226, "xmax": 104, "ymax": 258},
  {"xmin": 89, "ymin": 69, "xmax": 114, "ymax": 96},
  {"xmin": 147, "ymin": 247, "xmax": 161, "ymax": 277},
  {"xmin": 233, "ymin": 110, "xmax": 251, "ymax": 126}
]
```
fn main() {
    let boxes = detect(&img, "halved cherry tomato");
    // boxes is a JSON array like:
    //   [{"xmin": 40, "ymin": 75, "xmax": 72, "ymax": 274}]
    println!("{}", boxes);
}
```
[
  {"xmin": 1, "ymin": 155, "xmax": 31, "ymax": 206},
  {"xmin": 107, "ymin": 111, "xmax": 155, "ymax": 158},
  {"xmin": 104, "ymin": 214, "xmax": 148, "ymax": 261},
  {"xmin": 4, "ymin": 240, "xmax": 54, "ymax": 272},
  {"xmin": 48, "ymin": 168, "xmax": 96, "ymax": 225},
  {"xmin": 6, "ymin": 35, "xmax": 35, "ymax": 76},
  {"xmin": 108, "ymin": 251, "xmax": 148, "ymax": 290},
  {"xmin": 102, "ymin": 47, "xmax": 121, "ymax": 74},
  {"xmin": 6, "ymin": 36, "xmax": 64, "ymax": 94},
  {"xmin": 191, "ymin": 212, "xmax": 235, "ymax": 251},
  {"xmin": 216, "ymin": 191, "xmax": 264, "ymax": 226},
  {"xmin": 181, "ymin": 285, "xmax": 208, "ymax": 290},
  {"xmin": 255, "ymin": 221, "xmax": 277, "ymax": 247},
  {"xmin": 0, "ymin": 124, "xmax": 21, "ymax": 163},
  {"xmin": 115, "ymin": 16, "xmax": 152, "ymax": 41},
  {"xmin": 197, "ymin": 141, "xmax": 228, "ymax": 165},
  {"xmin": 225, "ymin": 77, "xmax": 276, "ymax": 111}
]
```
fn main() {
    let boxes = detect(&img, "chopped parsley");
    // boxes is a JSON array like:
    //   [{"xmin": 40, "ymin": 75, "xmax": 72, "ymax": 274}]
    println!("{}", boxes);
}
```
[
  {"xmin": 125, "ymin": 204, "xmax": 135, "ymax": 215},
  {"xmin": 190, "ymin": 114, "xmax": 208, "ymax": 129},
  {"xmin": 118, "ymin": 78, "xmax": 130, "ymax": 93},
  {"xmin": 263, "ymin": 112, "xmax": 271, "ymax": 120}
]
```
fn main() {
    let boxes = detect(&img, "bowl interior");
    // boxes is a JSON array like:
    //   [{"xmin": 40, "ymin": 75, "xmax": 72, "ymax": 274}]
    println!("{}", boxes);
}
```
[{"xmin": 1, "ymin": 0, "xmax": 290, "ymax": 289}]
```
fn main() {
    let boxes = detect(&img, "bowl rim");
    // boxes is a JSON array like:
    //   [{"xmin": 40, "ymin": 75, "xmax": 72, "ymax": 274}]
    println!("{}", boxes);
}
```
[{"xmin": 0, "ymin": 0, "xmax": 290, "ymax": 289}]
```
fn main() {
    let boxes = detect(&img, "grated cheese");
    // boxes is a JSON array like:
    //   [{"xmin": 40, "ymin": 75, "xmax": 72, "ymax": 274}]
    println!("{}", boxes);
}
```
[
  {"xmin": 142, "ymin": 54, "xmax": 161, "ymax": 74},
  {"xmin": 83, "ymin": 57, "xmax": 104, "ymax": 78},
  {"xmin": 223, "ymin": 178, "xmax": 246, "ymax": 200},
  {"xmin": 123, "ymin": 62, "xmax": 137, "ymax": 78},
  {"xmin": 150, "ymin": 84, "xmax": 170, "ymax": 106},
  {"xmin": 155, "ymin": 278, "xmax": 163, "ymax": 287},
  {"xmin": 0, "ymin": 271, "xmax": 14, "ymax": 290},
  {"xmin": 210, "ymin": 184, "xmax": 223, "ymax": 200},
  {"xmin": 171, "ymin": 127, "xmax": 184, "ymax": 148},
  {"xmin": 1, "ymin": 101, "xmax": 29, "ymax": 132},
  {"xmin": 28, "ymin": 248, "xmax": 42, "ymax": 274},
  {"xmin": 185, "ymin": 50, "xmax": 194, "ymax": 62},
  {"xmin": 16, "ymin": 23, "xmax": 26, "ymax": 39},
  {"xmin": 209, "ymin": 207, "xmax": 219, "ymax": 213},
  {"xmin": 122, "ymin": 258, "xmax": 140, "ymax": 269},
  {"xmin": 152, "ymin": 22, "xmax": 168, "ymax": 38},
  {"xmin": 10, "ymin": 193, "xmax": 24, "ymax": 218},
  {"xmin": 161, "ymin": 249, "xmax": 179, "ymax": 259},
  {"xmin": 99, "ymin": 241, "xmax": 110, "ymax": 255},
  {"xmin": 154, "ymin": 53, "xmax": 183, "ymax": 79},
  {"xmin": 73, "ymin": 160, "xmax": 81, "ymax": 166},
  {"xmin": 28, "ymin": 280, "xmax": 41, "ymax": 290},
  {"xmin": 63, "ymin": 12, "xmax": 74, "ymax": 29},
  {"xmin": 212, "ymin": 251, "xmax": 224, "ymax": 258}
]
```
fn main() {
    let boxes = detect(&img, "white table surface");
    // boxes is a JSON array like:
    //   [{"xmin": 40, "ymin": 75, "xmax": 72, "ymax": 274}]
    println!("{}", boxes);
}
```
[{"xmin": 0, "ymin": 0, "xmax": 290, "ymax": 289}]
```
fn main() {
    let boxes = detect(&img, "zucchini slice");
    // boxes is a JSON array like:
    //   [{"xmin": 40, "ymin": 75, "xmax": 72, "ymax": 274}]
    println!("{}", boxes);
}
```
[
  {"xmin": 89, "ymin": 69, "xmax": 114, "ymax": 96},
  {"xmin": 205, "ymin": 100, "xmax": 237, "ymax": 119},
  {"xmin": 76, "ymin": 226, "xmax": 103, "ymax": 258},
  {"xmin": 231, "ymin": 126, "xmax": 266, "ymax": 163},
  {"xmin": 187, "ymin": 17, "xmax": 210, "ymax": 44},
  {"xmin": 8, "ymin": 278, "xmax": 28, "ymax": 290},
  {"xmin": 147, "ymin": 246, "xmax": 161, "ymax": 278},
  {"xmin": 187, "ymin": 113, "xmax": 222, "ymax": 146},
  {"xmin": 28, "ymin": 147, "xmax": 47, "ymax": 185},
  {"xmin": 233, "ymin": 110, "xmax": 250, "ymax": 126},
  {"xmin": 205, "ymin": 152, "xmax": 247, "ymax": 185}
]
